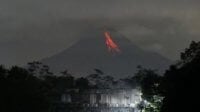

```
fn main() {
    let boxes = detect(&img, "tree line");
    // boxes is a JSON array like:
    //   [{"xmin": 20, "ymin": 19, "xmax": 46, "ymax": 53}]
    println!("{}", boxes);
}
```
[{"xmin": 0, "ymin": 41, "xmax": 199, "ymax": 112}]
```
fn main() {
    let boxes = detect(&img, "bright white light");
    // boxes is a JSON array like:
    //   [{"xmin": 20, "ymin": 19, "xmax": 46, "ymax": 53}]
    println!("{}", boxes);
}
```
[
  {"xmin": 130, "ymin": 103, "xmax": 136, "ymax": 107},
  {"xmin": 89, "ymin": 89, "xmax": 143, "ymax": 108}
]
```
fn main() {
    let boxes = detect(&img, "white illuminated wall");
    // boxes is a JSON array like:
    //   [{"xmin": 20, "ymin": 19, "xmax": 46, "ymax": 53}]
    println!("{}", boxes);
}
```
[{"xmin": 89, "ymin": 89, "xmax": 142, "ymax": 108}]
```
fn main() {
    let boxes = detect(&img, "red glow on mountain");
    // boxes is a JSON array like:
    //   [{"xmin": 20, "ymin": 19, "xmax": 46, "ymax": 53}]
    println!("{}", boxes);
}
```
[{"xmin": 104, "ymin": 31, "xmax": 121, "ymax": 53}]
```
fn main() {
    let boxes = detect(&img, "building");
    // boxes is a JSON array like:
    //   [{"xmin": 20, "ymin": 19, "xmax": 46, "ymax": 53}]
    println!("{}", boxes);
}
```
[{"xmin": 57, "ymin": 89, "xmax": 142, "ymax": 112}]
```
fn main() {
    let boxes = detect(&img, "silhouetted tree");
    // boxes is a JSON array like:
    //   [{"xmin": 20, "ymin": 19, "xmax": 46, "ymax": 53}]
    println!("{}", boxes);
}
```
[
  {"xmin": 133, "ymin": 66, "xmax": 161, "ymax": 100},
  {"xmin": 160, "ymin": 41, "xmax": 200, "ymax": 112},
  {"xmin": 0, "ymin": 66, "xmax": 51, "ymax": 112},
  {"xmin": 132, "ymin": 66, "xmax": 163, "ymax": 112},
  {"xmin": 75, "ymin": 77, "xmax": 90, "ymax": 89},
  {"xmin": 0, "ymin": 65, "xmax": 6, "ymax": 80},
  {"xmin": 44, "ymin": 73, "xmax": 75, "ymax": 95},
  {"xmin": 94, "ymin": 68, "xmax": 104, "ymax": 75},
  {"xmin": 27, "ymin": 61, "xmax": 53, "ymax": 79},
  {"xmin": 61, "ymin": 69, "xmax": 71, "ymax": 77}
]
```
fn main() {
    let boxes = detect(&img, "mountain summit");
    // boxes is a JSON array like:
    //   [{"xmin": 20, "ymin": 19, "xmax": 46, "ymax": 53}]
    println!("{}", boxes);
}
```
[{"xmin": 42, "ymin": 29, "xmax": 171, "ymax": 78}]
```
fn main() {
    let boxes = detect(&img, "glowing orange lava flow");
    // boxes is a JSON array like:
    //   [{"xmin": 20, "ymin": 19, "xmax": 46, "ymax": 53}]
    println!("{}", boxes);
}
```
[{"xmin": 104, "ymin": 31, "xmax": 121, "ymax": 53}]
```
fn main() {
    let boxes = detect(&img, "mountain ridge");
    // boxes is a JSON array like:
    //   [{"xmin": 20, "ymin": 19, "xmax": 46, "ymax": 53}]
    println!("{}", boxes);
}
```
[{"xmin": 41, "ymin": 30, "xmax": 171, "ymax": 78}]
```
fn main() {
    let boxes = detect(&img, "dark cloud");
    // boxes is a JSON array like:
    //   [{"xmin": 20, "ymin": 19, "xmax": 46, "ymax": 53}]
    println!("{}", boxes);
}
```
[{"xmin": 0, "ymin": 0, "xmax": 200, "ymax": 65}]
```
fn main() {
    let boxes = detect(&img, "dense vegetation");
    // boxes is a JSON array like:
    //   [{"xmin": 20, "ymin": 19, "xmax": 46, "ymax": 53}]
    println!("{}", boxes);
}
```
[
  {"xmin": 0, "ymin": 41, "xmax": 199, "ymax": 112},
  {"xmin": 132, "ymin": 41, "xmax": 199, "ymax": 112}
]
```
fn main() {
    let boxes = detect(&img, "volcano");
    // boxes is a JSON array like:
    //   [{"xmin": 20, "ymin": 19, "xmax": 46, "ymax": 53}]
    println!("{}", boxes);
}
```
[{"xmin": 41, "ymin": 29, "xmax": 171, "ymax": 78}]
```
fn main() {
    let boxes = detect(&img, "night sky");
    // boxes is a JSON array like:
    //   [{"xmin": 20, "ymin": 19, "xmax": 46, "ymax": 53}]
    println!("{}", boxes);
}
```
[{"xmin": 0, "ymin": 0, "xmax": 200, "ymax": 66}]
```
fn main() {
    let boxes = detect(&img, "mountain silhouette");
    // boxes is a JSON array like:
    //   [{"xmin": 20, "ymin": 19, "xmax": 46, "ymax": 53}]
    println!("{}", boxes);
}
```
[{"xmin": 42, "ymin": 29, "xmax": 171, "ymax": 78}]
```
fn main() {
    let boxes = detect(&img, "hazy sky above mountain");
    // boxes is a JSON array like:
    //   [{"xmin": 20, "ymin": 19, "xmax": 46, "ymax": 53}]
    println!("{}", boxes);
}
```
[{"xmin": 0, "ymin": 0, "xmax": 200, "ymax": 66}]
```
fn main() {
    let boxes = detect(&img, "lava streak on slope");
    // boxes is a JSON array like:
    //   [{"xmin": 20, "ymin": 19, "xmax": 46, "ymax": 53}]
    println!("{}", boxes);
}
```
[{"xmin": 104, "ymin": 31, "xmax": 121, "ymax": 53}]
